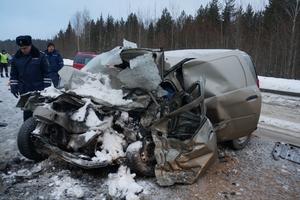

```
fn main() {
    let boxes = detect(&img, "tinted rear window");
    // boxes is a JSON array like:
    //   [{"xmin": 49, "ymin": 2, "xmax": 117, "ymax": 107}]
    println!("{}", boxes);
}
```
[
  {"xmin": 74, "ymin": 55, "xmax": 93, "ymax": 65},
  {"xmin": 243, "ymin": 54, "xmax": 258, "ymax": 79}
]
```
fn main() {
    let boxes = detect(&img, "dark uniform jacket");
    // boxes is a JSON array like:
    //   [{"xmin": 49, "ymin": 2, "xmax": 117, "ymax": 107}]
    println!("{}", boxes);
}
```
[
  {"xmin": 44, "ymin": 49, "xmax": 63, "ymax": 87},
  {"xmin": 10, "ymin": 45, "xmax": 51, "ymax": 94}
]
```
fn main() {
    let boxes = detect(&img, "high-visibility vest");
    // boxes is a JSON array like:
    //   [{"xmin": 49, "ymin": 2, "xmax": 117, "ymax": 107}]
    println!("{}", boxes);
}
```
[{"xmin": 0, "ymin": 53, "xmax": 9, "ymax": 64}]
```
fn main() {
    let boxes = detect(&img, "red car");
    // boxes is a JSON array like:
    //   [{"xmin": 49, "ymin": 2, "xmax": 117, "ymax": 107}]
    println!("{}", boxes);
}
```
[{"xmin": 73, "ymin": 52, "xmax": 97, "ymax": 70}]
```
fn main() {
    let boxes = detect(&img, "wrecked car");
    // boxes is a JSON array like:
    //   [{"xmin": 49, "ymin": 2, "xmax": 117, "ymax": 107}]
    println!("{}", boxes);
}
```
[{"xmin": 16, "ymin": 45, "xmax": 261, "ymax": 186}]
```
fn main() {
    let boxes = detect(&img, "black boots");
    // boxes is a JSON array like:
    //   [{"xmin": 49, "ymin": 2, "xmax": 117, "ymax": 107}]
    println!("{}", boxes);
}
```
[{"xmin": 0, "ymin": 73, "xmax": 9, "ymax": 77}]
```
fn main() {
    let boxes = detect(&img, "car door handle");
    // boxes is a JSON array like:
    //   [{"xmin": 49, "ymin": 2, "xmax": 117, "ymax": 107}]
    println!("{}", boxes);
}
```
[{"xmin": 246, "ymin": 95, "xmax": 258, "ymax": 101}]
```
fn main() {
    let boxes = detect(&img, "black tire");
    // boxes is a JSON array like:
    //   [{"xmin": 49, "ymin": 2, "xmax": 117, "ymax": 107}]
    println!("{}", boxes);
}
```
[
  {"xmin": 230, "ymin": 135, "xmax": 251, "ymax": 150},
  {"xmin": 126, "ymin": 150, "xmax": 155, "ymax": 177},
  {"xmin": 17, "ymin": 117, "xmax": 47, "ymax": 161}
]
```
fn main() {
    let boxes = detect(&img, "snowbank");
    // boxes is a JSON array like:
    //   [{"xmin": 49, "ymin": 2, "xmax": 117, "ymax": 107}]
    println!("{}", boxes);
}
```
[
  {"xmin": 259, "ymin": 76, "xmax": 300, "ymax": 93},
  {"xmin": 259, "ymin": 116, "xmax": 300, "ymax": 133},
  {"xmin": 262, "ymin": 93, "xmax": 300, "ymax": 109}
]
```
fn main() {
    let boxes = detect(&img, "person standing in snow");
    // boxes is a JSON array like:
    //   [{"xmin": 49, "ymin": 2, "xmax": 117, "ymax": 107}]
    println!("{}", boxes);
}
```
[
  {"xmin": 44, "ymin": 42, "xmax": 64, "ymax": 87},
  {"xmin": 10, "ymin": 35, "xmax": 51, "ymax": 121},
  {"xmin": 0, "ymin": 49, "xmax": 10, "ymax": 78}
]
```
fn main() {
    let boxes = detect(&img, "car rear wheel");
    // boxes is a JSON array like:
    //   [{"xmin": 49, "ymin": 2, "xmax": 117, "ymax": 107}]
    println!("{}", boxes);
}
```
[
  {"xmin": 230, "ymin": 135, "xmax": 251, "ymax": 150},
  {"xmin": 17, "ymin": 117, "xmax": 47, "ymax": 161}
]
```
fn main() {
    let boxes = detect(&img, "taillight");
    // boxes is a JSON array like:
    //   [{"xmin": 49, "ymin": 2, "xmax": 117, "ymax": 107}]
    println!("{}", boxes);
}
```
[
  {"xmin": 73, "ymin": 63, "xmax": 84, "ymax": 70},
  {"xmin": 256, "ymin": 78, "xmax": 260, "ymax": 88}
]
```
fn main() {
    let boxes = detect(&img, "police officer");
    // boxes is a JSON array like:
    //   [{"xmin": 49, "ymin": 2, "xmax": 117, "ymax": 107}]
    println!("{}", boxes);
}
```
[
  {"xmin": 10, "ymin": 35, "xmax": 52, "ymax": 121},
  {"xmin": 44, "ymin": 42, "xmax": 63, "ymax": 87}
]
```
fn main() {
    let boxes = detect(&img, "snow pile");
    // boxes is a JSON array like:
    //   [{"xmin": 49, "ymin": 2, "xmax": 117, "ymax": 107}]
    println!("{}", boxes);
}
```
[
  {"xmin": 51, "ymin": 173, "xmax": 85, "ymax": 199},
  {"xmin": 63, "ymin": 58, "xmax": 73, "ymax": 66},
  {"xmin": 259, "ymin": 76, "xmax": 300, "ymax": 93},
  {"xmin": 107, "ymin": 165, "xmax": 143, "ymax": 200},
  {"xmin": 92, "ymin": 130, "xmax": 126, "ymax": 163},
  {"xmin": 71, "ymin": 72, "xmax": 131, "ymax": 106},
  {"xmin": 59, "ymin": 65, "xmax": 132, "ymax": 106},
  {"xmin": 40, "ymin": 85, "xmax": 62, "ymax": 98}
]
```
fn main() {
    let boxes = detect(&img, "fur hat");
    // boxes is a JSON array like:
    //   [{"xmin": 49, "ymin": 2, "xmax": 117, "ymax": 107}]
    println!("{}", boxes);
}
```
[{"xmin": 16, "ymin": 35, "xmax": 32, "ymax": 46}]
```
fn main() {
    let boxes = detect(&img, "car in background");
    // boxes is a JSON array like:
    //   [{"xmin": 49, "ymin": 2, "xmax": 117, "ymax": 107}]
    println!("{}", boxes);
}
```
[{"xmin": 73, "ymin": 52, "xmax": 97, "ymax": 70}]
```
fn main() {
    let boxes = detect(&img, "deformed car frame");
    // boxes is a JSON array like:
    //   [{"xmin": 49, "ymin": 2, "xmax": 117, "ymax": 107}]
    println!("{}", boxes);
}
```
[{"xmin": 16, "ymin": 47, "xmax": 261, "ymax": 186}]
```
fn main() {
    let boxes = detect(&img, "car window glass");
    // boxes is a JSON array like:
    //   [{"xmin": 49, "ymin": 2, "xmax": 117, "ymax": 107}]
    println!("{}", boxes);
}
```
[
  {"xmin": 84, "ymin": 57, "xmax": 93, "ymax": 65},
  {"xmin": 74, "ymin": 55, "xmax": 85, "ymax": 64},
  {"xmin": 242, "ymin": 54, "xmax": 257, "ymax": 79}
]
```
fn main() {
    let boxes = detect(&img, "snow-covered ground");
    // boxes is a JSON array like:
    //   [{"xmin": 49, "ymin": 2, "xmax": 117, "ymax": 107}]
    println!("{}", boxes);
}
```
[{"xmin": 259, "ymin": 76, "xmax": 300, "ymax": 93}]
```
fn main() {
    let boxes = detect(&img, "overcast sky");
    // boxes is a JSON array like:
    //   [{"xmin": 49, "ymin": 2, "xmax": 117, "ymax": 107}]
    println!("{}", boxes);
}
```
[{"xmin": 0, "ymin": 0, "xmax": 268, "ymax": 40}]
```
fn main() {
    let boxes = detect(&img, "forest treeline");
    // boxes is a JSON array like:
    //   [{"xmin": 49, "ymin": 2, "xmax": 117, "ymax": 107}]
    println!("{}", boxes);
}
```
[{"xmin": 1, "ymin": 0, "xmax": 299, "ymax": 79}]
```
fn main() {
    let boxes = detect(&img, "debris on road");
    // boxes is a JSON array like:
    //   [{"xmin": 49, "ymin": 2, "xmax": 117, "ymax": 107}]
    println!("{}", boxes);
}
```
[{"xmin": 272, "ymin": 142, "xmax": 300, "ymax": 164}]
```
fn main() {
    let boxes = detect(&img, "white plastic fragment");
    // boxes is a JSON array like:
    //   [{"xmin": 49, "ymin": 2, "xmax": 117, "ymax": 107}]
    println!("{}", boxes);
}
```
[
  {"xmin": 82, "ymin": 46, "xmax": 123, "ymax": 73},
  {"xmin": 123, "ymin": 39, "xmax": 138, "ymax": 49}
]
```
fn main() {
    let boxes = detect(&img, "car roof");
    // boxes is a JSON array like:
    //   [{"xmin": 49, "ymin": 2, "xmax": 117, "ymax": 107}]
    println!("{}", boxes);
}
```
[
  {"xmin": 164, "ymin": 49, "xmax": 245, "ymax": 66},
  {"xmin": 165, "ymin": 49, "xmax": 234, "ymax": 57}
]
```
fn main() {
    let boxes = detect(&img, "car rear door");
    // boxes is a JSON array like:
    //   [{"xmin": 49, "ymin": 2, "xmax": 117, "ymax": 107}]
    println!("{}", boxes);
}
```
[{"xmin": 181, "ymin": 54, "xmax": 261, "ymax": 141}]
